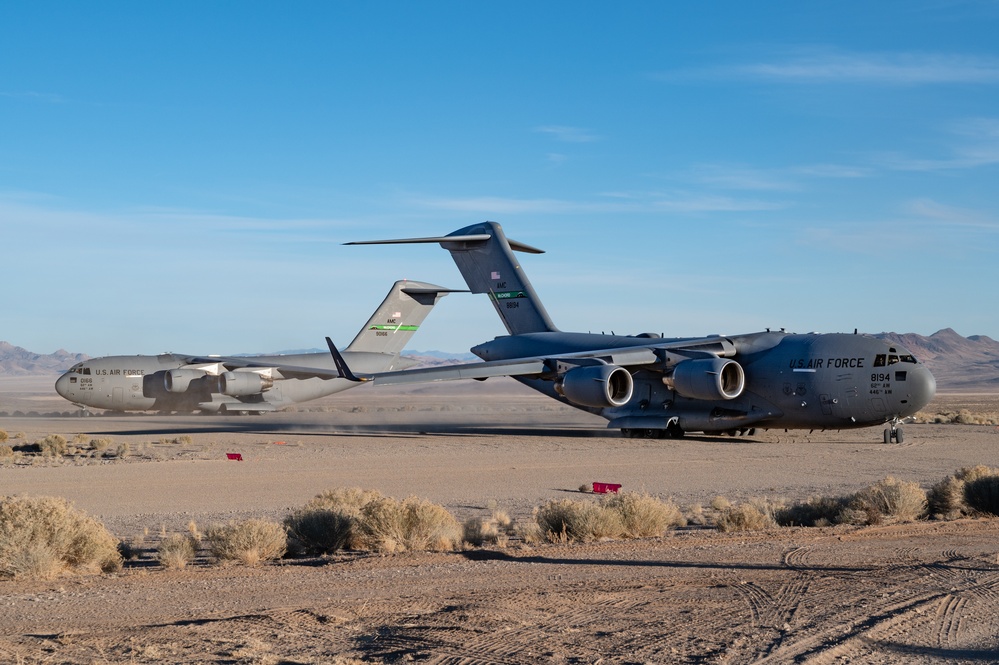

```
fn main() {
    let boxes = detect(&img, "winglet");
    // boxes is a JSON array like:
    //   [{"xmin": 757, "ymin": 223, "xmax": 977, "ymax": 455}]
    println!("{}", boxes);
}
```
[{"xmin": 326, "ymin": 337, "xmax": 369, "ymax": 382}]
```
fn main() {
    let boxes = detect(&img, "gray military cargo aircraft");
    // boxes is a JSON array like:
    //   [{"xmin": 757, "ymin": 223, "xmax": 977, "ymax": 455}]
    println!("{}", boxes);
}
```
[
  {"xmin": 54, "ymin": 280, "xmax": 454, "ymax": 415},
  {"xmin": 333, "ymin": 222, "xmax": 936, "ymax": 442}
]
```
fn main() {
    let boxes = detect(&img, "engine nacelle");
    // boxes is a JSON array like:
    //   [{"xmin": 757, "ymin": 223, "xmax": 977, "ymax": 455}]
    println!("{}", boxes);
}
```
[
  {"xmin": 218, "ymin": 371, "xmax": 273, "ymax": 397},
  {"xmin": 164, "ymin": 369, "xmax": 209, "ymax": 393},
  {"xmin": 666, "ymin": 358, "xmax": 745, "ymax": 401},
  {"xmin": 555, "ymin": 364, "xmax": 633, "ymax": 408}
]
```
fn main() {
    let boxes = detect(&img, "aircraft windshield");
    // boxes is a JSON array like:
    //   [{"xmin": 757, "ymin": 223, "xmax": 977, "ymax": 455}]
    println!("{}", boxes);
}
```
[{"xmin": 873, "ymin": 353, "xmax": 918, "ymax": 367}]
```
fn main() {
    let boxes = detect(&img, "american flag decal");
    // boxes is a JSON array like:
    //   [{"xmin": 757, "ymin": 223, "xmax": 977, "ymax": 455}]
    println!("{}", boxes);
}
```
[{"xmin": 491, "ymin": 271, "xmax": 501, "ymax": 280}]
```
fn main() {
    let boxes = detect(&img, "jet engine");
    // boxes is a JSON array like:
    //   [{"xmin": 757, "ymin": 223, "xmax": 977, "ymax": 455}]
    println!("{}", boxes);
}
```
[
  {"xmin": 555, "ymin": 365, "xmax": 633, "ymax": 408},
  {"xmin": 666, "ymin": 358, "xmax": 745, "ymax": 401},
  {"xmin": 164, "ymin": 369, "xmax": 209, "ymax": 393},
  {"xmin": 218, "ymin": 371, "xmax": 274, "ymax": 397}
]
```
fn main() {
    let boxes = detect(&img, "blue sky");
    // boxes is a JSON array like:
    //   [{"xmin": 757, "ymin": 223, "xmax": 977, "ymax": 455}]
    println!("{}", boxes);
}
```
[{"xmin": 3, "ymin": 1, "xmax": 998, "ymax": 356}]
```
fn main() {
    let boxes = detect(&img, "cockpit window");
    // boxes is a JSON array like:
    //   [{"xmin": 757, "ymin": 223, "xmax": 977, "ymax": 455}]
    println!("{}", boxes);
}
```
[
  {"xmin": 875, "ymin": 353, "xmax": 918, "ymax": 367},
  {"xmin": 73, "ymin": 365, "xmax": 91, "ymax": 375}
]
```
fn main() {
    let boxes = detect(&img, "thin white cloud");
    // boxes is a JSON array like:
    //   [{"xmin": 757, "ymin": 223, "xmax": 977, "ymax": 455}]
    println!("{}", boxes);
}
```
[
  {"xmin": 873, "ymin": 116, "xmax": 999, "ymax": 171},
  {"xmin": 658, "ymin": 50, "xmax": 999, "ymax": 86},
  {"xmin": 0, "ymin": 90, "xmax": 66, "ymax": 103},
  {"xmin": 905, "ymin": 198, "xmax": 999, "ymax": 231},
  {"xmin": 534, "ymin": 125, "xmax": 600, "ymax": 143},
  {"xmin": 411, "ymin": 192, "xmax": 785, "ymax": 215},
  {"xmin": 685, "ymin": 164, "xmax": 798, "ymax": 191}
]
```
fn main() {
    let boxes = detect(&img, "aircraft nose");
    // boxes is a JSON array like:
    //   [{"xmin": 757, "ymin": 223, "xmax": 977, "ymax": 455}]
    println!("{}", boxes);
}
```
[
  {"xmin": 54, "ymin": 373, "xmax": 72, "ymax": 398},
  {"xmin": 907, "ymin": 365, "xmax": 937, "ymax": 412}
]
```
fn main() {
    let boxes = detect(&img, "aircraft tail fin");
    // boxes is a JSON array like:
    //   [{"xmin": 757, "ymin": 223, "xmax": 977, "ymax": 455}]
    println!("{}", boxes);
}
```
[
  {"xmin": 347, "ymin": 222, "xmax": 558, "ymax": 335},
  {"xmin": 342, "ymin": 280, "xmax": 457, "ymax": 355}
]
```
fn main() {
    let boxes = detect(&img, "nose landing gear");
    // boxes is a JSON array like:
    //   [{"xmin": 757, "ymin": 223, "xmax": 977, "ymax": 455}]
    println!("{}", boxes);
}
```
[{"xmin": 884, "ymin": 419, "xmax": 905, "ymax": 444}]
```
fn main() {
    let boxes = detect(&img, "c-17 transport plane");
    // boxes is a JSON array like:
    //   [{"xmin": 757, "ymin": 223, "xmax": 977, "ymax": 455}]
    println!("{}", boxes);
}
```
[
  {"xmin": 330, "ymin": 222, "xmax": 936, "ymax": 442},
  {"xmin": 55, "ymin": 280, "xmax": 454, "ymax": 415}
]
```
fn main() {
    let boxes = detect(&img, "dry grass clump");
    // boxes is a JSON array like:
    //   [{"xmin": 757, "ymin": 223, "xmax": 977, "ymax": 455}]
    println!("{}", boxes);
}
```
[
  {"xmin": 928, "ymin": 465, "xmax": 999, "ymax": 518},
  {"xmin": 843, "ymin": 476, "xmax": 927, "ymax": 525},
  {"xmin": 535, "ymin": 498, "xmax": 622, "ymax": 543},
  {"xmin": 285, "ymin": 488, "xmax": 463, "ymax": 555},
  {"xmin": 462, "ymin": 510, "xmax": 516, "ymax": 547},
  {"xmin": 205, "ymin": 519, "xmax": 286, "ymax": 566},
  {"xmin": 534, "ymin": 492, "xmax": 685, "ymax": 543},
  {"xmin": 156, "ymin": 533, "xmax": 198, "ymax": 569},
  {"xmin": 717, "ymin": 502, "xmax": 776, "ymax": 532},
  {"xmin": 0, "ymin": 495, "xmax": 122, "ymax": 579},
  {"xmin": 284, "ymin": 487, "xmax": 383, "ymax": 555},
  {"xmin": 90, "ymin": 437, "xmax": 113, "ymax": 453},
  {"xmin": 38, "ymin": 434, "xmax": 68, "ymax": 457},
  {"xmin": 601, "ymin": 492, "xmax": 686, "ymax": 537},
  {"xmin": 359, "ymin": 496, "xmax": 462, "ymax": 553},
  {"xmin": 964, "ymin": 475, "xmax": 999, "ymax": 516},
  {"xmin": 775, "ymin": 496, "xmax": 849, "ymax": 527},
  {"xmin": 0, "ymin": 445, "xmax": 14, "ymax": 459},
  {"xmin": 916, "ymin": 409, "xmax": 999, "ymax": 426},
  {"xmin": 0, "ymin": 430, "xmax": 7, "ymax": 443}
]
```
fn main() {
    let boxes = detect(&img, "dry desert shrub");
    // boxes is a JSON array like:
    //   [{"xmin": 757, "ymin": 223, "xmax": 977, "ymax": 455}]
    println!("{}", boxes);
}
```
[
  {"xmin": 916, "ymin": 409, "xmax": 999, "ymax": 426},
  {"xmin": 157, "ymin": 533, "xmax": 198, "ymax": 569},
  {"xmin": 535, "ymin": 498, "xmax": 624, "ymax": 543},
  {"xmin": 205, "ymin": 519, "xmax": 287, "ymax": 566},
  {"xmin": 72, "ymin": 433, "xmax": 89, "ymax": 445},
  {"xmin": 359, "ymin": 496, "xmax": 462, "ymax": 553},
  {"xmin": 774, "ymin": 496, "xmax": 850, "ymax": 527},
  {"xmin": 847, "ymin": 476, "xmax": 927, "ymax": 525},
  {"xmin": 717, "ymin": 502, "xmax": 775, "ymax": 532},
  {"xmin": 463, "ymin": 509, "xmax": 517, "ymax": 547},
  {"xmin": 535, "ymin": 493, "xmax": 687, "ymax": 543},
  {"xmin": 38, "ymin": 434, "xmax": 68, "ymax": 457},
  {"xmin": 601, "ymin": 492, "xmax": 686, "ymax": 537},
  {"xmin": 0, "ymin": 445, "xmax": 13, "ymax": 459},
  {"xmin": 0, "ymin": 430, "xmax": 7, "ymax": 443},
  {"xmin": 0, "ymin": 495, "xmax": 122, "ymax": 579},
  {"xmin": 964, "ymin": 475, "xmax": 999, "ymax": 516},
  {"xmin": 710, "ymin": 495, "xmax": 732, "ymax": 511},
  {"xmin": 90, "ymin": 437, "xmax": 112, "ymax": 452},
  {"xmin": 463, "ymin": 516, "xmax": 504, "ymax": 547},
  {"xmin": 928, "ymin": 465, "xmax": 999, "ymax": 518},
  {"xmin": 284, "ymin": 487, "xmax": 383, "ymax": 555}
]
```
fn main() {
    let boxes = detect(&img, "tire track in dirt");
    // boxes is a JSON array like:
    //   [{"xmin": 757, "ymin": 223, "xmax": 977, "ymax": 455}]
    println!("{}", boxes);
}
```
[{"xmin": 746, "ymin": 556, "xmax": 999, "ymax": 664}]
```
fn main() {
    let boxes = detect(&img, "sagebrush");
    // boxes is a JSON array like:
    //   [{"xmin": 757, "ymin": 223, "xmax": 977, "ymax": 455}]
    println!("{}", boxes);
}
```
[
  {"xmin": 0, "ymin": 495, "xmax": 122, "ymax": 579},
  {"xmin": 205, "ymin": 519, "xmax": 287, "ymax": 566}
]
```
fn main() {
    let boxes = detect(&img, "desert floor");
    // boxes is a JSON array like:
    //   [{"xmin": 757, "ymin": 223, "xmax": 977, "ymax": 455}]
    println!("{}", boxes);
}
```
[{"xmin": 1, "ymin": 376, "xmax": 998, "ymax": 664}]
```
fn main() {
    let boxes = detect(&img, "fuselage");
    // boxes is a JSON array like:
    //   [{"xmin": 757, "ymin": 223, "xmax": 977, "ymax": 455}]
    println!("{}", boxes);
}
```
[
  {"xmin": 54, "ymin": 351, "xmax": 397, "ymax": 413},
  {"xmin": 472, "ymin": 330, "xmax": 936, "ymax": 433}
]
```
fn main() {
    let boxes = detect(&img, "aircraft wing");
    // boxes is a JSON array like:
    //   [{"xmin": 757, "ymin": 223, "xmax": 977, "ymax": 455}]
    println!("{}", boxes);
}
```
[
  {"xmin": 178, "ymin": 355, "xmax": 345, "ymax": 381},
  {"xmin": 182, "ymin": 334, "xmax": 735, "ymax": 386},
  {"xmin": 324, "ymin": 335, "xmax": 735, "ymax": 386}
]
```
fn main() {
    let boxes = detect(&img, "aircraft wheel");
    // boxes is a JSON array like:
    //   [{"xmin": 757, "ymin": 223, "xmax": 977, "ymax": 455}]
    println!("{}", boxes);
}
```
[
  {"xmin": 883, "ymin": 428, "xmax": 891, "ymax": 444},
  {"xmin": 895, "ymin": 428, "xmax": 904, "ymax": 444}
]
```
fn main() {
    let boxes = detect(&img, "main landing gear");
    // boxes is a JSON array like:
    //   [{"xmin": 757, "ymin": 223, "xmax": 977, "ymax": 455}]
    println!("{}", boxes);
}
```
[{"xmin": 621, "ymin": 420, "xmax": 686, "ymax": 439}]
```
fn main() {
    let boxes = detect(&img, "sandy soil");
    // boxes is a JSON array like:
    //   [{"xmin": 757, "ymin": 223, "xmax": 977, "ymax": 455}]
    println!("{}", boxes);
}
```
[{"xmin": 1, "ymin": 377, "xmax": 998, "ymax": 663}]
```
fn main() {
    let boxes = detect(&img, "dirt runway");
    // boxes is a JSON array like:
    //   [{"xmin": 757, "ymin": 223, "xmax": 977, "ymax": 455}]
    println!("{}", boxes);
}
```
[{"xmin": 1, "ymin": 380, "xmax": 998, "ymax": 663}]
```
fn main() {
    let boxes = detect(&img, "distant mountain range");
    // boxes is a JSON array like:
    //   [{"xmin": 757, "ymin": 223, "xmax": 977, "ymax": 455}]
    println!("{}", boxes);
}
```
[
  {"xmin": 2, "ymin": 331, "xmax": 997, "ymax": 391},
  {"xmin": 0, "ymin": 341, "xmax": 89, "ymax": 377},
  {"xmin": 875, "ymin": 329, "xmax": 999, "ymax": 391}
]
